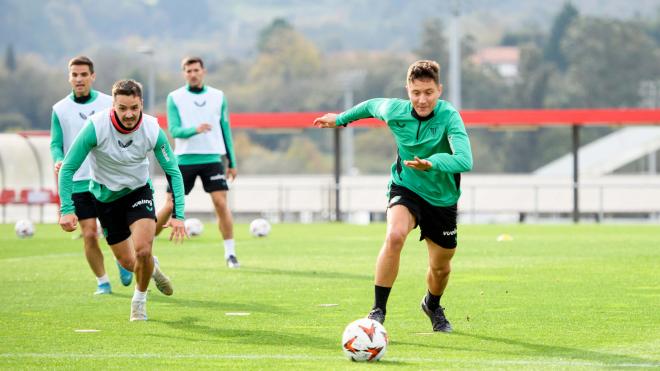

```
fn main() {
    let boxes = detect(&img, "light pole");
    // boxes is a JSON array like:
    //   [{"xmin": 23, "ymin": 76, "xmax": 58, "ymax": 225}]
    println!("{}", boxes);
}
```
[
  {"xmin": 138, "ymin": 46, "xmax": 156, "ymax": 114},
  {"xmin": 333, "ymin": 70, "xmax": 366, "ymax": 222},
  {"xmin": 449, "ymin": 0, "xmax": 462, "ymax": 109}
]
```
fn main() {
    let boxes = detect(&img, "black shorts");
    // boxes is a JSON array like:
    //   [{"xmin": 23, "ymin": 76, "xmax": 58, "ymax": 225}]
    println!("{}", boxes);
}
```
[
  {"xmin": 167, "ymin": 162, "xmax": 228, "ymax": 195},
  {"xmin": 388, "ymin": 183, "xmax": 458, "ymax": 249},
  {"xmin": 71, "ymin": 191, "xmax": 97, "ymax": 220},
  {"xmin": 94, "ymin": 184, "xmax": 156, "ymax": 245}
]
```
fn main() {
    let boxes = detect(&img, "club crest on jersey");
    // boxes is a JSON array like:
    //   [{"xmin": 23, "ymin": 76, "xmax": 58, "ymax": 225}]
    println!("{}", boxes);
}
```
[
  {"xmin": 430, "ymin": 126, "xmax": 438, "ymax": 136},
  {"xmin": 393, "ymin": 121, "xmax": 404, "ymax": 128},
  {"xmin": 117, "ymin": 139, "xmax": 133, "ymax": 148},
  {"xmin": 194, "ymin": 100, "xmax": 206, "ymax": 107},
  {"xmin": 79, "ymin": 110, "xmax": 95, "ymax": 120}
]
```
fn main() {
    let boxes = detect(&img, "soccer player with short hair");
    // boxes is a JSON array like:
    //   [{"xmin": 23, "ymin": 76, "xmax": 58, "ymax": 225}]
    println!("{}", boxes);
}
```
[
  {"xmin": 58, "ymin": 79, "xmax": 187, "ymax": 321},
  {"xmin": 50, "ymin": 55, "xmax": 133, "ymax": 295},
  {"xmin": 314, "ymin": 60, "xmax": 473, "ymax": 332},
  {"xmin": 155, "ymin": 56, "xmax": 240, "ymax": 268}
]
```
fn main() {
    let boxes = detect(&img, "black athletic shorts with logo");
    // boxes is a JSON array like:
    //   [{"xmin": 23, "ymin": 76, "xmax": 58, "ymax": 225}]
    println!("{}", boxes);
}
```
[
  {"xmin": 93, "ymin": 184, "xmax": 156, "ymax": 245},
  {"xmin": 166, "ymin": 162, "xmax": 228, "ymax": 195},
  {"xmin": 71, "ymin": 191, "xmax": 98, "ymax": 220},
  {"xmin": 388, "ymin": 183, "xmax": 458, "ymax": 249}
]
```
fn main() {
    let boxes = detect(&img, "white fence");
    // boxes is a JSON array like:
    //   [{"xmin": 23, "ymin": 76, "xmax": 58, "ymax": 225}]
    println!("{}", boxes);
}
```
[
  {"xmin": 153, "ymin": 174, "xmax": 660, "ymax": 223},
  {"xmin": 2, "ymin": 132, "xmax": 659, "ymax": 224}
]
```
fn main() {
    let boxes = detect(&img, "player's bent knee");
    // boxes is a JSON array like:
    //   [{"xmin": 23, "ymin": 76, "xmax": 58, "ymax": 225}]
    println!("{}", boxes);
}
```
[
  {"xmin": 81, "ymin": 229, "xmax": 98, "ymax": 240},
  {"xmin": 134, "ymin": 244, "xmax": 153, "ymax": 260},
  {"xmin": 430, "ymin": 264, "xmax": 451, "ymax": 277},
  {"xmin": 385, "ymin": 230, "xmax": 407, "ymax": 248}
]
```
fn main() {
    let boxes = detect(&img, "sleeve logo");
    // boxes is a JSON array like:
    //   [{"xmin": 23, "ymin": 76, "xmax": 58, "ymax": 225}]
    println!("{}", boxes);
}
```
[{"xmin": 160, "ymin": 144, "xmax": 170, "ymax": 161}]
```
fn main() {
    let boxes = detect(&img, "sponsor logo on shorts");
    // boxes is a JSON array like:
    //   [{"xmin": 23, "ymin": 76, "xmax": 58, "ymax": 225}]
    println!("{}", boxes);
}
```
[
  {"xmin": 442, "ymin": 228, "xmax": 457, "ymax": 236},
  {"xmin": 209, "ymin": 173, "xmax": 225, "ymax": 181},
  {"xmin": 160, "ymin": 144, "xmax": 170, "ymax": 162},
  {"xmin": 389, "ymin": 195, "xmax": 402, "ymax": 206},
  {"xmin": 132, "ymin": 199, "xmax": 153, "ymax": 210}
]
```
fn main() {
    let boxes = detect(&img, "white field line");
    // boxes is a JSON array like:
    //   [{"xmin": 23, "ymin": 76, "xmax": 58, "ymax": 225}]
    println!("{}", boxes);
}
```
[
  {"xmin": 0, "ymin": 353, "xmax": 657, "ymax": 368},
  {"xmin": 0, "ymin": 252, "xmax": 79, "ymax": 262}
]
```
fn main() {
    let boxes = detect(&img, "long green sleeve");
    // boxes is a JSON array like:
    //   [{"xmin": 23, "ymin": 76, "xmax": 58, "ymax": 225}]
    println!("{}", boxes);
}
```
[
  {"xmin": 59, "ymin": 122, "xmax": 97, "ymax": 215},
  {"xmin": 336, "ymin": 98, "xmax": 389, "ymax": 126},
  {"xmin": 153, "ymin": 129, "xmax": 185, "ymax": 220},
  {"xmin": 426, "ymin": 111, "xmax": 473, "ymax": 173},
  {"xmin": 50, "ymin": 111, "xmax": 65, "ymax": 163},
  {"xmin": 167, "ymin": 94, "xmax": 197, "ymax": 138},
  {"xmin": 219, "ymin": 95, "xmax": 236, "ymax": 168}
]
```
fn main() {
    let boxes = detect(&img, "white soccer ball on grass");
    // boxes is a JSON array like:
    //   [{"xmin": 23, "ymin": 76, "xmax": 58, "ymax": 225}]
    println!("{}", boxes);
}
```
[
  {"xmin": 184, "ymin": 218, "xmax": 204, "ymax": 236},
  {"xmin": 342, "ymin": 318, "xmax": 388, "ymax": 362},
  {"xmin": 15, "ymin": 219, "xmax": 35, "ymax": 238},
  {"xmin": 249, "ymin": 218, "xmax": 271, "ymax": 237}
]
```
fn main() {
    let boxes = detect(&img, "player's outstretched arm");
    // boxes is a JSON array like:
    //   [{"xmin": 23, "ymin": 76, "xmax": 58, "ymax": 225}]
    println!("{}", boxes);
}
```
[{"xmin": 313, "ymin": 113, "xmax": 339, "ymax": 128}]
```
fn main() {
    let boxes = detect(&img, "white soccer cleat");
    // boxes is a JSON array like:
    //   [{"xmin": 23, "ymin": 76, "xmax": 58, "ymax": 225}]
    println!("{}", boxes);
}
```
[
  {"xmin": 130, "ymin": 300, "xmax": 147, "ymax": 321},
  {"xmin": 151, "ymin": 256, "xmax": 173, "ymax": 296},
  {"xmin": 226, "ymin": 255, "xmax": 240, "ymax": 269}
]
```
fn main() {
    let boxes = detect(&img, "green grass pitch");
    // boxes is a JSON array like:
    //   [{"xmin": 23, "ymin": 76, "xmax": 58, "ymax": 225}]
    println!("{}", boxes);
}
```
[{"xmin": 1, "ymin": 223, "xmax": 658, "ymax": 369}]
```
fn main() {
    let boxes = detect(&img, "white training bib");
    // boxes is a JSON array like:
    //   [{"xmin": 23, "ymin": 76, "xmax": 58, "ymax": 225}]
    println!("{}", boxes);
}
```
[
  {"xmin": 52, "ymin": 92, "xmax": 112, "ymax": 181},
  {"xmin": 169, "ymin": 86, "xmax": 227, "ymax": 156},
  {"xmin": 88, "ymin": 109, "xmax": 160, "ymax": 191}
]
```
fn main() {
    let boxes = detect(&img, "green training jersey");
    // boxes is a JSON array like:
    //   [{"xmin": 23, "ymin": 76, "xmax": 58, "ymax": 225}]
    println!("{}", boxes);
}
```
[{"xmin": 337, "ymin": 98, "xmax": 473, "ymax": 207}]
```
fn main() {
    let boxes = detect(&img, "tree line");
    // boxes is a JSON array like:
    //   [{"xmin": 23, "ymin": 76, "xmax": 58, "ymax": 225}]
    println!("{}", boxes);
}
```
[{"xmin": 1, "ymin": 3, "xmax": 659, "ymax": 173}]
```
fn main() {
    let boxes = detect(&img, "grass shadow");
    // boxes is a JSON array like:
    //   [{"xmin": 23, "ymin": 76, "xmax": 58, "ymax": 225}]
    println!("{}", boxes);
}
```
[
  {"xmin": 151, "ymin": 316, "xmax": 336, "ymax": 351},
  {"xmin": 453, "ymin": 331, "xmax": 659, "ymax": 367},
  {"xmin": 109, "ymin": 292, "xmax": 284, "ymax": 314}
]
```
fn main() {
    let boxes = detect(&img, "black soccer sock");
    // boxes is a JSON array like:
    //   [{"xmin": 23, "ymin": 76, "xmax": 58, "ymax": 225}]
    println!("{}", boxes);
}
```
[
  {"xmin": 425, "ymin": 290, "xmax": 442, "ymax": 311},
  {"xmin": 373, "ymin": 285, "xmax": 392, "ymax": 314}
]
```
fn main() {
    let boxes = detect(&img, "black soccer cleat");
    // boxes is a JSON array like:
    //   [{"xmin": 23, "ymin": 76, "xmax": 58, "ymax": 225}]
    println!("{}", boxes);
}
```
[
  {"xmin": 421, "ymin": 297, "xmax": 453, "ymax": 332},
  {"xmin": 367, "ymin": 307, "xmax": 386, "ymax": 324}
]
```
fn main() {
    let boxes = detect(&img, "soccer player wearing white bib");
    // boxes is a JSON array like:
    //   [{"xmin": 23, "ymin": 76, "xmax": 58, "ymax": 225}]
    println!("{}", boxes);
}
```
[
  {"xmin": 58, "ymin": 79, "xmax": 187, "ymax": 321},
  {"xmin": 155, "ymin": 57, "xmax": 240, "ymax": 268},
  {"xmin": 50, "ymin": 56, "xmax": 133, "ymax": 295}
]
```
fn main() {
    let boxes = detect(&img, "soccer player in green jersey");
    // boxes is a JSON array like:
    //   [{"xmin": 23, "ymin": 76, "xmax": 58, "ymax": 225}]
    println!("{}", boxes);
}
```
[
  {"xmin": 58, "ymin": 79, "xmax": 187, "ymax": 321},
  {"xmin": 50, "ymin": 56, "xmax": 133, "ymax": 295},
  {"xmin": 314, "ymin": 60, "xmax": 473, "ymax": 332},
  {"xmin": 155, "ymin": 57, "xmax": 240, "ymax": 268}
]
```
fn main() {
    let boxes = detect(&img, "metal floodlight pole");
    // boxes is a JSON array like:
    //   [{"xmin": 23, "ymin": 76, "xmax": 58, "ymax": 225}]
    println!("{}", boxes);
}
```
[
  {"xmin": 334, "ymin": 129, "xmax": 342, "ymax": 222},
  {"xmin": 449, "ymin": 0, "xmax": 462, "ymax": 110},
  {"xmin": 572, "ymin": 124, "xmax": 580, "ymax": 223},
  {"xmin": 138, "ymin": 46, "xmax": 156, "ymax": 114},
  {"xmin": 333, "ymin": 70, "xmax": 366, "ymax": 222}
]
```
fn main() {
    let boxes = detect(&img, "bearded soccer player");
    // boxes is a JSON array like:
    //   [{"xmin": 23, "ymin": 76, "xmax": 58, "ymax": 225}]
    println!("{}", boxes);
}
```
[
  {"xmin": 155, "ymin": 57, "xmax": 240, "ymax": 268},
  {"xmin": 58, "ymin": 79, "xmax": 187, "ymax": 321},
  {"xmin": 51, "ymin": 56, "xmax": 133, "ymax": 295},
  {"xmin": 313, "ymin": 60, "xmax": 473, "ymax": 332}
]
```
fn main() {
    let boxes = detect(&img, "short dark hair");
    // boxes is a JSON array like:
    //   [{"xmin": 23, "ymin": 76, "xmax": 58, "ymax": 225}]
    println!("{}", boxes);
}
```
[
  {"xmin": 68, "ymin": 55, "xmax": 94, "ymax": 74},
  {"xmin": 407, "ymin": 60, "xmax": 440, "ymax": 85},
  {"xmin": 181, "ymin": 56, "xmax": 204, "ymax": 70},
  {"xmin": 112, "ymin": 79, "xmax": 143, "ymax": 99}
]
